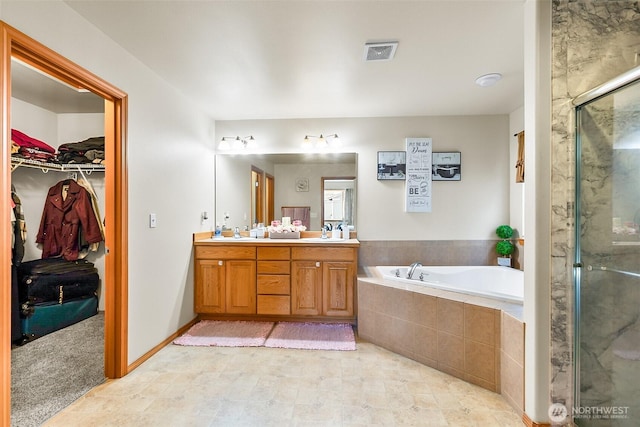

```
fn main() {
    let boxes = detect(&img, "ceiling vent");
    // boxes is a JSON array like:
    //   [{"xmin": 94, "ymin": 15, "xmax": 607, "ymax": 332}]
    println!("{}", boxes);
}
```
[{"xmin": 364, "ymin": 42, "xmax": 398, "ymax": 62}]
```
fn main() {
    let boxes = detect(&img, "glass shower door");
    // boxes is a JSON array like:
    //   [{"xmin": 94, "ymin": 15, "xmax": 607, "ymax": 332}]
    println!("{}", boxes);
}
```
[{"xmin": 575, "ymin": 75, "xmax": 640, "ymax": 426}]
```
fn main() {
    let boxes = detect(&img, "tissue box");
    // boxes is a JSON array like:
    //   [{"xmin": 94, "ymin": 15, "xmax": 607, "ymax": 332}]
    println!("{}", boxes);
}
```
[
  {"xmin": 250, "ymin": 229, "xmax": 266, "ymax": 238},
  {"xmin": 269, "ymin": 232, "xmax": 300, "ymax": 239}
]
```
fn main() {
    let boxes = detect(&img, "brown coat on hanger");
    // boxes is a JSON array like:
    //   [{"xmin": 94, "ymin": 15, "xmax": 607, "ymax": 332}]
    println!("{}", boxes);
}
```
[{"xmin": 36, "ymin": 179, "xmax": 103, "ymax": 261}]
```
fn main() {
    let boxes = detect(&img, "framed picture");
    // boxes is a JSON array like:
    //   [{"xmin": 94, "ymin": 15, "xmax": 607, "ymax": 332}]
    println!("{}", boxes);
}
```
[
  {"xmin": 377, "ymin": 151, "xmax": 406, "ymax": 180},
  {"xmin": 295, "ymin": 177, "xmax": 309, "ymax": 192},
  {"xmin": 432, "ymin": 152, "xmax": 461, "ymax": 181}
]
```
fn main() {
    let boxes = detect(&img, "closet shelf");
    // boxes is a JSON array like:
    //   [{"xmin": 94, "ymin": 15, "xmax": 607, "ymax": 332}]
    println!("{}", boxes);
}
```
[{"xmin": 11, "ymin": 156, "xmax": 105, "ymax": 173}]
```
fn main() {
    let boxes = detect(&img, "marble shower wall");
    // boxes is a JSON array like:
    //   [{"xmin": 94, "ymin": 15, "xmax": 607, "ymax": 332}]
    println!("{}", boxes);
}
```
[{"xmin": 551, "ymin": 0, "xmax": 640, "ymax": 412}]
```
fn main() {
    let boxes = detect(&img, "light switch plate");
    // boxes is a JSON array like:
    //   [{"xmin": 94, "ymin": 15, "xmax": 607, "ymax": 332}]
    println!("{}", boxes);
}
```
[{"xmin": 149, "ymin": 213, "xmax": 157, "ymax": 228}]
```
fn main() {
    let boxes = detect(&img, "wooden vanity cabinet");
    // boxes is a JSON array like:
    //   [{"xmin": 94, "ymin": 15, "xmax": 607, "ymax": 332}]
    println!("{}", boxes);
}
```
[
  {"xmin": 291, "ymin": 247, "xmax": 355, "ymax": 317},
  {"xmin": 291, "ymin": 261, "xmax": 323, "ymax": 315},
  {"xmin": 195, "ymin": 259, "xmax": 225, "ymax": 313},
  {"xmin": 257, "ymin": 247, "xmax": 291, "ymax": 315},
  {"xmin": 194, "ymin": 239, "xmax": 358, "ymax": 321},
  {"xmin": 194, "ymin": 246, "xmax": 256, "ymax": 314},
  {"xmin": 323, "ymin": 261, "xmax": 355, "ymax": 316}
]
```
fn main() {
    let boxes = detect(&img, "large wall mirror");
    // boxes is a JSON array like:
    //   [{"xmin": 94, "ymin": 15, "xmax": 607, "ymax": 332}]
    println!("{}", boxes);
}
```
[{"xmin": 215, "ymin": 153, "xmax": 357, "ymax": 231}]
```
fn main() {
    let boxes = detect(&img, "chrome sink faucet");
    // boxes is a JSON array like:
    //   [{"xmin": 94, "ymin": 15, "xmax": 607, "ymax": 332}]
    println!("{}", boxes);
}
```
[{"xmin": 407, "ymin": 262, "xmax": 422, "ymax": 279}]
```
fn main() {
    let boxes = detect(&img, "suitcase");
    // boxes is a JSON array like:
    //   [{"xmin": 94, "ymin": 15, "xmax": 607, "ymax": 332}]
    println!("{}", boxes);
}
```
[
  {"xmin": 20, "ymin": 295, "xmax": 98, "ymax": 340},
  {"xmin": 17, "ymin": 257, "xmax": 99, "ymax": 305}
]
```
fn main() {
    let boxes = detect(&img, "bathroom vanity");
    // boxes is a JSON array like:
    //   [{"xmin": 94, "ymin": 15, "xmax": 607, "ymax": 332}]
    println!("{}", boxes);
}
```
[{"xmin": 193, "ymin": 232, "xmax": 360, "ymax": 323}]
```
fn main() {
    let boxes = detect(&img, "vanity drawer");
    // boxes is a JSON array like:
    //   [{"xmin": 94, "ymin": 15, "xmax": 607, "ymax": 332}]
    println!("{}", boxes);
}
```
[
  {"xmin": 291, "ymin": 247, "xmax": 356, "ymax": 261},
  {"xmin": 257, "ymin": 247, "xmax": 290, "ymax": 260},
  {"xmin": 257, "ymin": 261, "xmax": 290, "ymax": 274},
  {"xmin": 257, "ymin": 295, "xmax": 290, "ymax": 315},
  {"xmin": 195, "ymin": 246, "xmax": 256, "ymax": 260},
  {"xmin": 257, "ymin": 275, "xmax": 290, "ymax": 295}
]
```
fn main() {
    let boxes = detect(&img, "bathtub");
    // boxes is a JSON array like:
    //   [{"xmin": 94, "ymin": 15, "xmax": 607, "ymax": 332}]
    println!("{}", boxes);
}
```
[{"xmin": 375, "ymin": 265, "xmax": 523, "ymax": 304}]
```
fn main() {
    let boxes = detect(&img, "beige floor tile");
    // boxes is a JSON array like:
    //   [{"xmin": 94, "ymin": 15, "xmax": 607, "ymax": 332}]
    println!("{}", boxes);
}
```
[{"xmin": 44, "ymin": 338, "xmax": 523, "ymax": 427}]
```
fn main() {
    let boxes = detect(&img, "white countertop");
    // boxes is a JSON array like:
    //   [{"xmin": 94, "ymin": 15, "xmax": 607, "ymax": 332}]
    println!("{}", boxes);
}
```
[{"xmin": 195, "ymin": 237, "xmax": 360, "ymax": 245}]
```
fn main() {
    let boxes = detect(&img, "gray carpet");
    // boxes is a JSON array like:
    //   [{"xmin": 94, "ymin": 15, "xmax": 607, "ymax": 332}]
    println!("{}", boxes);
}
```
[{"xmin": 11, "ymin": 312, "xmax": 105, "ymax": 427}]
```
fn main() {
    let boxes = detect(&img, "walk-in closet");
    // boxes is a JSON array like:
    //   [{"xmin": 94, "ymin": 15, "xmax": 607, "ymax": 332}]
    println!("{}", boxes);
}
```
[
  {"xmin": 1, "ymin": 21, "xmax": 129, "ymax": 426},
  {"xmin": 10, "ymin": 57, "xmax": 107, "ymax": 425}
]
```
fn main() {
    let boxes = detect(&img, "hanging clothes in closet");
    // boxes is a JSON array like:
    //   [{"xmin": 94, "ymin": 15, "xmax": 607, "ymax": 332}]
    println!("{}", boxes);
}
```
[
  {"xmin": 36, "ymin": 179, "xmax": 103, "ymax": 261},
  {"xmin": 11, "ymin": 184, "xmax": 27, "ymax": 342}
]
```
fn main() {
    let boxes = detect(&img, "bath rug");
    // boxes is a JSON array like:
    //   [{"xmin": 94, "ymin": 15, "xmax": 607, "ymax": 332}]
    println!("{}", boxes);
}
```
[
  {"xmin": 173, "ymin": 320, "xmax": 274, "ymax": 347},
  {"xmin": 264, "ymin": 322, "xmax": 356, "ymax": 351}
]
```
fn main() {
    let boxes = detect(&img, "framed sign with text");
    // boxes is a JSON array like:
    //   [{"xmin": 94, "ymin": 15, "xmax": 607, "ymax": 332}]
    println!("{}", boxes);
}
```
[{"xmin": 405, "ymin": 138, "xmax": 432, "ymax": 212}]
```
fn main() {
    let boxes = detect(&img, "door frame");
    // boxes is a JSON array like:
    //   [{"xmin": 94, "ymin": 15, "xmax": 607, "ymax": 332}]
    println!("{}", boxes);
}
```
[
  {"xmin": 265, "ymin": 173, "xmax": 274, "ymax": 225},
  {"xmin": 1, "ymin": 21, "xmax": 129, "ymax": 424},
  {"xmin": 251, "ymin": 165, "xmax": 264, "ymax": 225}
]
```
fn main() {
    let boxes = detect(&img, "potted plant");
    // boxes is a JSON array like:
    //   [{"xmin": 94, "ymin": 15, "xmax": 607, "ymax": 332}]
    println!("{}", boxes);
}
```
[{"xmin": 495, "ymin": 224, "xmax": 515, "ymax": 267}]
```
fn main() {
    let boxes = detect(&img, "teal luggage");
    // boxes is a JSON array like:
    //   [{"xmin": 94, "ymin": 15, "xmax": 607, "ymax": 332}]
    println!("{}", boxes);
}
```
[{"xmin": 20, "ymin": 295, "xmax": 98, "ymax": 341}]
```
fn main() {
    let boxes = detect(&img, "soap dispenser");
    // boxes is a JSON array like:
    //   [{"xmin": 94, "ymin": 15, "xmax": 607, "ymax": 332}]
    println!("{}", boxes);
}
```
[{"xmin": 342, "ymin": 223, "xmax": 350, "ymax": 240}]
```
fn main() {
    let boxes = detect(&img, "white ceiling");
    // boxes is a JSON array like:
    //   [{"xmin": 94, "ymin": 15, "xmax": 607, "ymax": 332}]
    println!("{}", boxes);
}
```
[
  {"xmin": 59, "ymin": 1, "xmax": 524, "ymax": 120},
  {"xmin": 11, "ymin": 59, "xmax": 105, "ymax": 113}
]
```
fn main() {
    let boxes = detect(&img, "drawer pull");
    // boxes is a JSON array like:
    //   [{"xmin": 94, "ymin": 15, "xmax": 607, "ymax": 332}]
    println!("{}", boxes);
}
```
[{"xmin": 316, "ymin": 262, "xmax": 320, "ymax": 267}]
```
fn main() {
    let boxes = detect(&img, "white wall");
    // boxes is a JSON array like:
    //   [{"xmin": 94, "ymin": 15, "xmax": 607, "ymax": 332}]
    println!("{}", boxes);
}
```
[
  {"xmin": 523, "ymin": 0, "xmax": 551, "ymax": 422},
  {"xmin": 1, "ymin": 1, "xmax": 216, "ymax": 364},
  {"xmin": 216, "ymin": 115, "xmax": 510, "ymax": 240}
]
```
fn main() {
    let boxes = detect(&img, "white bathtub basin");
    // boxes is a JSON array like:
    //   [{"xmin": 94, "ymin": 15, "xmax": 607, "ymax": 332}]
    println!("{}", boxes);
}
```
[{"xmin": 376, "ymin": 265, "xmax": 523, "ymax": 304}]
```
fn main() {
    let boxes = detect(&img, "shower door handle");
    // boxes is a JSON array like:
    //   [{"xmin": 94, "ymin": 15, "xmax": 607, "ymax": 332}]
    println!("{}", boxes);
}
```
[{"xmin": 587, "ymin": 265, "xmax": 640, "ymax": 279}]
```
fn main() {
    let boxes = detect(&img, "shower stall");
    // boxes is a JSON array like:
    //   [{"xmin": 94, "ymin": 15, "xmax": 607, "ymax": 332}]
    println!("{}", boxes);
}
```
[{"xmin": 574, "ymin": 66, "xmax": 640, "ymax": 426}]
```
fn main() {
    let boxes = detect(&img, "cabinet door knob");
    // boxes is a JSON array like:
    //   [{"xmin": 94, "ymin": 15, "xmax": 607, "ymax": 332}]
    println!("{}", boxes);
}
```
[
  {"xmin": 316, "ymin": 262, "xmax": 320, "ymax": 267},
  {"xmin": 218, "ymin": 260, "xmax": 223, "ymax": 266}
]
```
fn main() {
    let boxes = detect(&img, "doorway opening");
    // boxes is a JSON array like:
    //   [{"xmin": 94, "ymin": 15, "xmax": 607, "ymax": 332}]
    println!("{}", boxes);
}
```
[{"xmin": 1, "ymin": 21, "xmax": 129, "ymax": 424}]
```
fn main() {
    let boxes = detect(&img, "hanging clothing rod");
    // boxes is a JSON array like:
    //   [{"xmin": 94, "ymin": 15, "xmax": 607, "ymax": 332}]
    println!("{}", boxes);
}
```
[{"xmin": 573, "ymin": 64, "xmax": 640, "ymax": 107}]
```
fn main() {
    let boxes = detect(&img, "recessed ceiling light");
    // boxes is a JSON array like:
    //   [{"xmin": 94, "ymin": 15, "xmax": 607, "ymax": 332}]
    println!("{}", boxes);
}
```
[
  {"xmin": 364, "ymin": 42, "xmax": 398, "ymax": 61},
  {"xmin": 475, "ymin": 73, "xmax": 503, "ymax": 87}
]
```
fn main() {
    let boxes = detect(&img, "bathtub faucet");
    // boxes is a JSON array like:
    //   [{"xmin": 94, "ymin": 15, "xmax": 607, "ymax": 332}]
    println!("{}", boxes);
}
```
[{"xmin": 407, "ymin": 262, "xmax": 423, "ymax": 279}]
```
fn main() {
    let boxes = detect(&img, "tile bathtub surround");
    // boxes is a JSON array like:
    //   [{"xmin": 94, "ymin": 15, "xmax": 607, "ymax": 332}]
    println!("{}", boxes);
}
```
[
  {"xmin": 44, "ymin": 335, "xmax": 524, "ymax": 426},
  {"xmin": 357, "ymin": 239, "xmax": 523, "ymax": 269},
  {"xmin": 501, "ymin": 312, "xmax": 525, "ymax": 415},
  {"xmin": 358, "ymin": 280, "xmax": 504, "ymax": 394}
]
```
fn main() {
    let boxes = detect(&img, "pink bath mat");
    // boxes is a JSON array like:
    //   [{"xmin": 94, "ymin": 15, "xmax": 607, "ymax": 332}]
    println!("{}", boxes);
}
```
[
  {"xmin": 173, "ymin": 320, "xmax": 274, "ymax": 347},
  {"xmin": 264, "ymin": 322, "xmax": 356, "ymax": 351}
]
